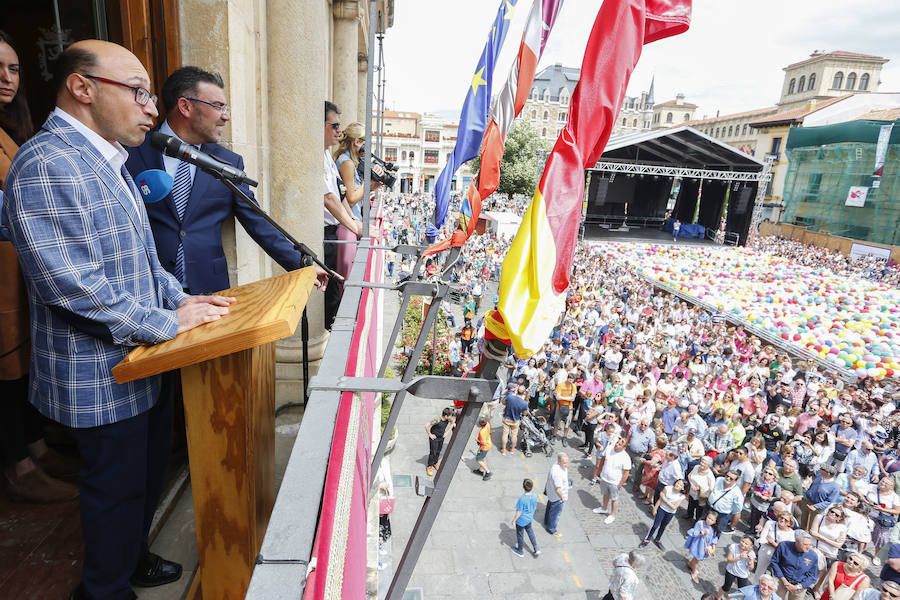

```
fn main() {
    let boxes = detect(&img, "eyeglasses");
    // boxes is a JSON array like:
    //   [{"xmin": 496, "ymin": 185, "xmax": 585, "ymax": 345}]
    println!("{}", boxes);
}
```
[
  {"xmin": 82, "ymin": 74, "xmax": 157, "ymax": 106},
  {"xmin": 326, "ymin": 121, "xmax": 341, "ymax": 131},
  {"xmin": 182, "ymin": 96, "xmax": 230, "ymax": 114},
  {"xmin": 726, "ymin": 475, "xmax": 738, "ymax": 481},
  {"xmin": 847, "ymin": 558, "xmax": 860, "ymax": 566}
]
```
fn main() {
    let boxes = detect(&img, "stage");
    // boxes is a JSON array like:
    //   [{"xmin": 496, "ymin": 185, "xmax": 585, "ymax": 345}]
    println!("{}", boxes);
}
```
[{"xmin": 582, "ymin": 222, "xmax": 719, "ymax": 246}]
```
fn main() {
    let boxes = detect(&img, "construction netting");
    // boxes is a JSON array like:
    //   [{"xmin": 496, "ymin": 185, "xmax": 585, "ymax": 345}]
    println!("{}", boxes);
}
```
[{"xmin": 782, "ymin": 119, "xmax": 900, "ymax": 246}]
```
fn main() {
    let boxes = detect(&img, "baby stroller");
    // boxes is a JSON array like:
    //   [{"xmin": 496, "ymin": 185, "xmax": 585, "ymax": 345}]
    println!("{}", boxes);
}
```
[{"xmin": 519, "ymin": 413, "xmax": 553, "ymax": 457}]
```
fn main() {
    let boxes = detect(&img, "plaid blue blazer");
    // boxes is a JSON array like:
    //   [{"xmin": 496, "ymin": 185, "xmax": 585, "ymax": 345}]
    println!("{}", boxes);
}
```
[{"xmin": 2, "ymin": 114, "xmax": 188, "ymax": 428}]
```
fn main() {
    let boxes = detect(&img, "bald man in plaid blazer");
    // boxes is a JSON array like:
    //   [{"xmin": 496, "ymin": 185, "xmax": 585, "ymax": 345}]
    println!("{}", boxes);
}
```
[{"xmin": 2, "ymin": 40, "xmax": 233, "ymax": 599}]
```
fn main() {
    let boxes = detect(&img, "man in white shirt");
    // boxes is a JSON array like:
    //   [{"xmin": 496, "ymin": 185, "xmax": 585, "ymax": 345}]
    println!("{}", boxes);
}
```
[
  {"xmin": 605, "ymin": 551, "xmax": 646, "ymax": 600},
  {"xmin": 593, "ymin": 437, "xmax": 631, "ymax": 524},
  {"xmin": 543, "ymin": 453, "xmax": 570, "ymax": 536},
  {"xmin": 322, "ymin": 100, "xmax": 360, "ymax": 329}
]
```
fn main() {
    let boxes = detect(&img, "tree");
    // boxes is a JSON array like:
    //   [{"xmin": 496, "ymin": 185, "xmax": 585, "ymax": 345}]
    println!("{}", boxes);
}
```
[{"xmin": 468, "ymin": 119, "xmax": 551, "ymax": 198}]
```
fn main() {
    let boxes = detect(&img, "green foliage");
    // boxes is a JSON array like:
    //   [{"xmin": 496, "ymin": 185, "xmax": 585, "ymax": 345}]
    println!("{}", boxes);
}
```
[
  {"xmin": 381, "ymin": 366, "xmax": 397, "ymax": 431},
  {"xmin": 392, "ymin": 297, "xmax": 452, "ymax": 376},
  {"xmin": 468, "ymin": 119, "xmax": 551, "ymax": 197}
]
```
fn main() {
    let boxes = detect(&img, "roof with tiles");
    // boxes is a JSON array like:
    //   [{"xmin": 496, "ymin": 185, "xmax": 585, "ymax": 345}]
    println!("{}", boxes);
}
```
[
  {"xmin": 748, "ymin": 95, "xmax": 851, "ymax": 127},
  {"xmin": 785, "ymin": 50, "xmax": 889, "ymax": 70}
]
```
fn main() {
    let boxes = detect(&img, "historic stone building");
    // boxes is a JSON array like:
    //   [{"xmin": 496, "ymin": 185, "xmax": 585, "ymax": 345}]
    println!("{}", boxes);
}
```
[
  {"xmin": 778, "ymin": 50, "xmax": 889, "ymax": 110},
  {"xmin": 652, "ymin": 93, "xmax": 699, "ymax": 128},
  {"xmin": 518, "ymin": 63, "xmax": 659, "ymax": 138}
]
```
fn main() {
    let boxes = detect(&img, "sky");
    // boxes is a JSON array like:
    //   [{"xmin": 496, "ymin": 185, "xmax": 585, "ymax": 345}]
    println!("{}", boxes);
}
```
[{"xmin": 381, "ymin": 0, "xmax": 900, "ymax": 122}]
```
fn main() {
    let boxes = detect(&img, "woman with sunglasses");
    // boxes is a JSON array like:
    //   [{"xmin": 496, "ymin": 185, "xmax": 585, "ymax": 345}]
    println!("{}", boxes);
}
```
[
  {"xmin": 817, "ymin": 551, "xmax": 870, "ymax": 600},
  {"xmin": 810, "ymin": 506, "xmax": 850, "ymax": 591}
]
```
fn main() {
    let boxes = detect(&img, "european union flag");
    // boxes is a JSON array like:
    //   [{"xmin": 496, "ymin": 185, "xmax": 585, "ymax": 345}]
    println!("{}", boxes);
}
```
[{"xmin": 429, "ymin": 0, "xmax": 518, "ymax": 236}]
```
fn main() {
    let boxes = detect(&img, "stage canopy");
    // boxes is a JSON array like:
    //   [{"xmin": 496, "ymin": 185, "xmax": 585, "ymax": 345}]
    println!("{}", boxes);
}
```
[{"xmin": 586, "ymin": 126, "xmax": 769, "ymax": 244}]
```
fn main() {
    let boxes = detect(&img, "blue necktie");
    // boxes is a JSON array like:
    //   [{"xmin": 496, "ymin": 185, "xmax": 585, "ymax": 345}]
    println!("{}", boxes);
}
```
[{"xmin": 171, "ymin": 159, "xmax": 191, "ymax": 284}]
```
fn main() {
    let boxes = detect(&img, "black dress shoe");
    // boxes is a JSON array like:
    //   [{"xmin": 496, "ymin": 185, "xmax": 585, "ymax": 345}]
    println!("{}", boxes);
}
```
[{"xmin": 130, "ymin": 552, "xmax": 183, "ymax": 587}]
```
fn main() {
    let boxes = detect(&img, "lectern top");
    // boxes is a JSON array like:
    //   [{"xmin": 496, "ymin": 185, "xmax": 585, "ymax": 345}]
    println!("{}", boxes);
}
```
[{"xmin": 112, "ymin": 267, "xmax": 317, "ymax": 383}]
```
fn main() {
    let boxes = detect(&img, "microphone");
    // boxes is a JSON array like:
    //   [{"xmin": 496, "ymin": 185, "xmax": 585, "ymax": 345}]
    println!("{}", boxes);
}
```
[
  {"xmin": 134, "ymin": 169, "xmax": 173, "ymax": 203},
  {"xmin": 149, "ymin": 131, "xmax": 258, "ymax": 187}
]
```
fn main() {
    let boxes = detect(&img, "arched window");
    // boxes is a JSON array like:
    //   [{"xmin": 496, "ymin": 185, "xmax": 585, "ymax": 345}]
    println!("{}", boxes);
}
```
[
  {"xmin": 798, "ymin": 76, "xmax": 805, "ymax": 92},
  {"xmin": 832, "ymin": 72, "xmax": 843, "ymax": 89},
  {"xmin": 541, "ymin": 127, "xmax": 546, "ymax": 137},
  {"xmin": 807, "ymin": 73, "xmax": 816, "ymax": 90},
  {"xmin": 715, "ymin": 127, "xmax": 720, "ymax": 137},
  {"xmin": 543, "ymin": 110, "xmax": 549, "ymax": 120},
  {"xmin": 728, "ymin": 126, "xmax": 733, "ymax": 137},
  {"xmin": 742, "ymin": 124, "xmax": 748, "ymax": 135},
  {"xmin": 622, "ymin": 117, "xmax": 626, "ymax": 126},
  {"xmin": 666, "ymin": 112, "xmax": 673, "ymax": 123},
  {"xmin": 543, "ymin": 89, "xmax": 550, "ymax": 101},
  {"xmin": 846, "ymin": 72, "xmax": 857, "ymax": 90},
  {"xmin": 409, "ymin": 151, "xmax": 414, "ymax": 160},
  {"xmin": 531, "ymin": 110, "xmax": 536, "ymax": 119},
  {"xmin": 560, "ymin": 93, "xmax": 569, "ymax": 106},
  {"xmin": 788, "ymin": 78, "xmax": 796, "ymax": 94},
  {"xmin": 683, "ymin": 113, "xmax": 690, "ymax": 121},
  {"xmin": 401, "ymin": 150, "xmax": 407, "ymax": 160},
  {"xmin": 633, "ymin": 119, "xmax": 638, "ymax": 127},
  {"xmin": 859, "ymin": 73, "xmax": 870, "ymax": 90}
]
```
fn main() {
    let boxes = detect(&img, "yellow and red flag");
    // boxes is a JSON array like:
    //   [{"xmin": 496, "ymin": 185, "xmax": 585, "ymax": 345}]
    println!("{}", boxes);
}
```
[
  {"xmin": 495, "ymin": 0, "xmax": 691, "ymax": 357},
  {"xmin": 424, "ymin": 0, "xmax": 564, "ymax": 256}
]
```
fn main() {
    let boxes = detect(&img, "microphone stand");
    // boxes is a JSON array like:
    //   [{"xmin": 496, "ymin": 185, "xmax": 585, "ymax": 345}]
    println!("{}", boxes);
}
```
[{"xmin": 214, "ymin": 174, "xmax": 339, "ymax": 408}]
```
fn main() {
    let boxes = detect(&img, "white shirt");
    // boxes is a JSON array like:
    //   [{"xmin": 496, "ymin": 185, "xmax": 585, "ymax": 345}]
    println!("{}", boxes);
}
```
[
  {"xmin": 323, "ymin": 149, "xmax": 341, "ymax": 226},
  {"xmin": 545, "ymin": 462, "xmax": 569, "ymax": 502},
  {"xmin": 52, "ymin": 107, "xmax": 138, "ymax": 212},
  {"xmin": 600, "ymin": 447, "xmax": 631, "ymax": 485},
  {"xmin": 158, "ymin": 120, "xmax": 198, "ymax": 182}
]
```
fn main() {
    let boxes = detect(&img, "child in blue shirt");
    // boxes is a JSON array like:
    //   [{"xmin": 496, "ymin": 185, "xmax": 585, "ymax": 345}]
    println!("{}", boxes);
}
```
[{"xmin": 511, "ymin": 479, "xmax": 539, "ymax": 557}]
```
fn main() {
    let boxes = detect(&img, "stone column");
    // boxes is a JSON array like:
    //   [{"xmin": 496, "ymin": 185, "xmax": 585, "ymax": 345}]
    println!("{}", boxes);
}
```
[
  {"xmin": 358, "ymin": 54, "xmax": 369, "ymax": 124},
  {"xmin": 332, "ymin": 0, "xmax": 359, "ymax": 124},
  {"xmin": 267, "ymin": 0, "xmax": 329, "ymax": 404}
]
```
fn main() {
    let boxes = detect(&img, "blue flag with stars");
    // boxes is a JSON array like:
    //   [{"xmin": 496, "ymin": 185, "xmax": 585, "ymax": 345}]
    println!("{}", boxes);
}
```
[{"xmin": 428, "ymin": 0, "xmax": 518, "ymax": 238}]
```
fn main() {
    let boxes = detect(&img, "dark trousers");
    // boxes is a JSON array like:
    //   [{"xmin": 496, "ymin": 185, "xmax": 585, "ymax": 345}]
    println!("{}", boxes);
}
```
[
  {"xmin": 323, "ymin": 225, "xmax": 341, "ymax": 330},
  {"xmin": 685, "ymin": 496, "xmax": 707, "ymax": 522},
  {"xmin": 0, "ymin": 377, "xmax": 44, "ymax": 464},
  {"xmin": 645, "ymin": 508, "xmax": 676, "ymax": 542},
  {"xmin": 722, "ymin": 572, "xmax": 750, "ymax": 592},
  {"xmin": 70, "ymin": 384, "xmax": 173, "ymax": 600},
  {"xmin": 427, "ymin": 436, "xmax": 445, "ymax": 468},
  {"xmin": 581, "ymin": 422, "xmax": 597, "ymax": 449},
  {"xmin": 515, "ymin": 522, "xmax": 538, "ymax": 553}
]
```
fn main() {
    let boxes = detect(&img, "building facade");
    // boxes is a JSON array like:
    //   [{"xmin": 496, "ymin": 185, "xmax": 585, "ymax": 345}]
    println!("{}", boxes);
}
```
[
  {"xmin": 652, "ymin": 93, "xmax": 699, "ymax": 128},
  {"xmin": 374, "ymin": 110, "xmax": 473, "ymax": 194},
  {"xmin": 778, "ymin": 50, "xmax": 888, "ymax": 111},
  {"xmin": 518, "ymin": 63, "xmax": 659, "ymax": 138}
]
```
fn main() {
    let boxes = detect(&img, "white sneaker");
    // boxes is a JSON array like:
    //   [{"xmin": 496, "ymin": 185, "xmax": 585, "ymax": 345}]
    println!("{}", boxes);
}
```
[
  {"xmin": 593, "ymin": 506, "xmax": 609, "ymax": 514},
  {"xmin": 604, "ymin": 514, "xmax": 616, "ymax": 524},
  {"xmin": 873, "ymin": 556, "xmax": 882, "ymax": 566}
]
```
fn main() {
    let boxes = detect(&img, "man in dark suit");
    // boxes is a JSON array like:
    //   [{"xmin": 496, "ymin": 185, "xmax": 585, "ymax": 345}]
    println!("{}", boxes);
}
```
[
  {"xmin": 3, "ymin": 41, "xmax": 234, "ymax": 600},
  {"xmin": 126, "ymin": 66, "xmax": 323, "ymax": 294}
]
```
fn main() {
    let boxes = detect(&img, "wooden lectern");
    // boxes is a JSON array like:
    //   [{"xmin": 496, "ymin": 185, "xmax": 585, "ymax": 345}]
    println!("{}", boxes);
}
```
[{"xmin": 113, "ymin": 267, "xmax": 318, "ymax": 600}]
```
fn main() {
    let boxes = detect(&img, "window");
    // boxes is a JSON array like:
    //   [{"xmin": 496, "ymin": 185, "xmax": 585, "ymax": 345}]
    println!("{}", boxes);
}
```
[
  {"xmin": 633, "ymin": 119, "xmax": 638, "ymax": 127},
  {"xmin": 846, "ymin": 72, "xmax": 857, "ymax": 90},
  {"xmin": 788, "ymin": 78, "xmax": 796, "ymax": 94},
  {"xmin": 541, "ymin": 127, "xmax": 547, "ymax": 137},
  {"xmin": 683, "ymin": 113, "xmax": 690, "ymax": 121},
  {"xmin": 770, "ymin": 137, "xmax": 782, "ymax": 161},
  {"xmin": 666, "ymin": 112, "xmax": 673, "ymax": 123},
  {"xmin": 401, "ymin": 150, "xmax": 407, "ymax": 161},
  {"xmin": 385, "ymin": 147, "xmax": 397, "ymax": 162},
  {"xmin": 860, "ymin": 73, "xmax": 870, "ymax": 91},
  {"xmin": 543, "ymin": 110, "xmax": 549, "ymax": 120},
  {"xmin": 409, "ymin": 151, "xmax": 414, "ymax": 160},
  {"xmin": 543, "ymin": 90, "xmax": 550, "ymax": 101},
  {"xmin": 531, "ymin": 110, "xmax": 536, "ymax": 119},
  {"xmin": 715, "ymin": 127, "xmax": 720, "ymax": 137},
  {"xmin": 425, "ymin": 130, "xmax": 440, "ymax": 142},
  {"xmin": 798, "ymin": 76, "xmax": 805, "ymax": 92},
  {"xmin": 558, "ymin": 112, "xmax": 567, "ymax": 121},
  {"xmin": 622, "ymin": 117, "xmax": 626, "ymax": 126},
  {"xmin": 424, "ymin": 149, "xmax": 439, "ymax": 164},
  {"xmin": 560, "ymin": 94, "xmax": 569, "ymax": 106},
  {"xmin": 832, "ymin": 71, "xmax": 843, "ymax": 89},
  {"xmin": 805, "ymin": 173, "xmax": 822, "ymax": 202},
  {"xmin": 742, "ymin": 124, "xmax": 748, "ymax": 135},
  {"xmin": 728, "ymin": 126, "xmax": 733, "ymax": 137},
  {"xmin": 644, "ymin": 121, "xmax": 650, "ymax": 128},
  {"xmin": 807, "ymin": 73, "xmax": 816, "ymax": 90}
]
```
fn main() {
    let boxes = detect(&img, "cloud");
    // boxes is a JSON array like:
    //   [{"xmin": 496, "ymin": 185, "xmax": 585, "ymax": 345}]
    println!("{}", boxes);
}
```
[{"xmin": 384, "ymin": 0, "xmax": 898, "ymax": 120}]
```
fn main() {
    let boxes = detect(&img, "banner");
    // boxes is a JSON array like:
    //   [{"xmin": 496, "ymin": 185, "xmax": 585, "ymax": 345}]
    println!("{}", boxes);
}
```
[{"xmin": 845, "ymin": 186, "xmax": 868, "ymax": 207}]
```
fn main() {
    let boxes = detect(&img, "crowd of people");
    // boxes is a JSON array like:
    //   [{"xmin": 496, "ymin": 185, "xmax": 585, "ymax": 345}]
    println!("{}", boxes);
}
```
[
  {"xmin": 751, "ymin": 235, "xmax": 900, "ymax": 287},
  {"xmin": 415, "ymin": 228, "xmax": 900, "ymax": 600}
]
